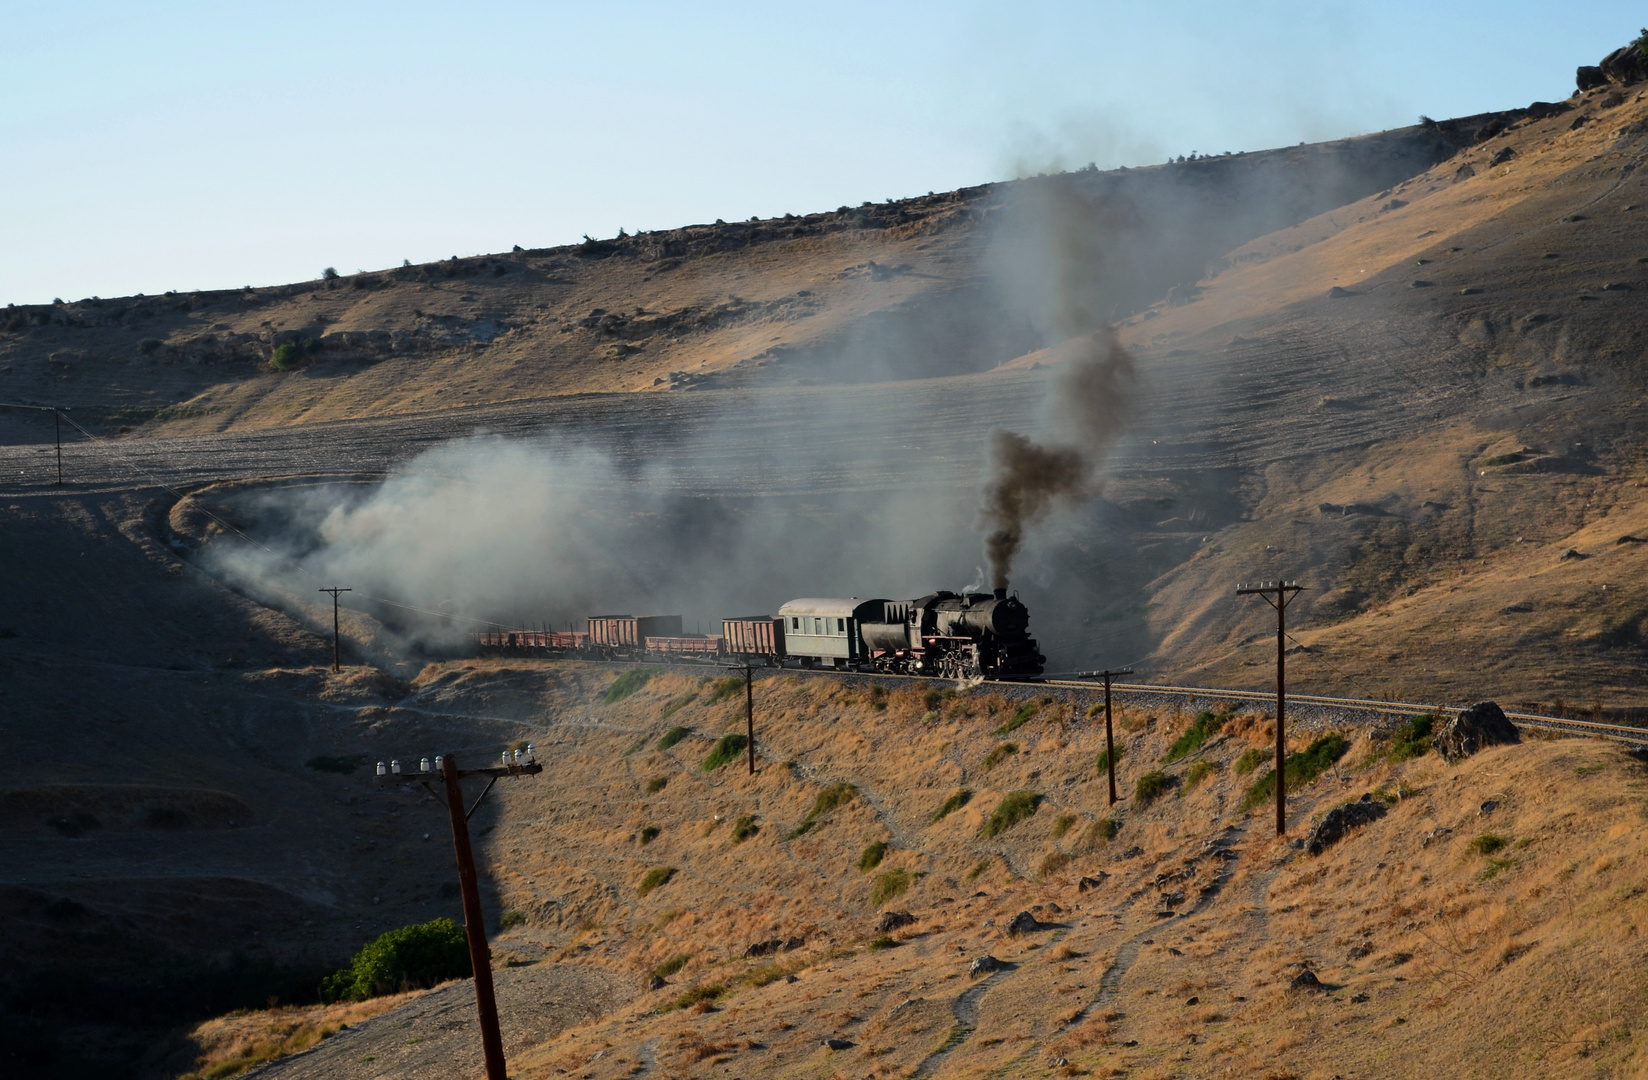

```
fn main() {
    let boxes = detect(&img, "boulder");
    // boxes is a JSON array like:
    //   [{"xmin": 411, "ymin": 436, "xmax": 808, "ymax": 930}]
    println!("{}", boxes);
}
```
[
  {"xmin": 1077, "ymin": 873, "xmax": 1109, "ymax": 892},
  {"xmin": 1489, "ymin": 147, "xmax": 1516, "ymax": 167},
  {"xmin": 1006, "ymin": 911, "xmax": 1044, "ymax": 936},
  {"xmin": 969, "ymin": 954, "xmax": 1005, "ymax": 976},
  {"xmin": 1290, "ymin": 968, "xmax": 1324, "ymax": 991},
  {"xmin": 877, "ymin": 911, "xmax": 915, "ymax": 934},
  {"xmin": 1577, "ymin": 65, "xmax": 1608, "ymax": 92},
  {"xmin": 1600, "ymin": 45, "xmax": 1648, "ymax": 85},
  {"xmin": 1434, "ymin": 701, "xmax": 1520, "ymax": 763},
  {"xmin": 743, "ymin": 938, "xmax": 784, "ymax": 958},
  {"xmin": 1304, "ymin": 794, "xmax": 1388, "ymax": 856},
  {"xmin": 823, "ymin": 1038, "xmax": 855, "ymax": 1051}
]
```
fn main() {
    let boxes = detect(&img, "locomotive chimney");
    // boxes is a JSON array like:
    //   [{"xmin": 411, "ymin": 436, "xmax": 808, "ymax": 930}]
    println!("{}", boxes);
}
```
[{"xmin": 993, "ymin": 587, "xmax": 1007, "ymax": 601}]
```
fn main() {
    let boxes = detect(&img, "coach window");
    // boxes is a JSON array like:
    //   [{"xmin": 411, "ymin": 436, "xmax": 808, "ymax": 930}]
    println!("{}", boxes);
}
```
[
  {"xmin": 792, "ymin": 617, "xmax": 800, "ymax": 631},
  {"xmin": 837, "ymin": 618, "xmax": 845, "ymax": 633}
]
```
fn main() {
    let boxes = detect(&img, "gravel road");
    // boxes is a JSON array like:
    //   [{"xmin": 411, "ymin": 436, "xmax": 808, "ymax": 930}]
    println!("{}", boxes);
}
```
[{"xmin": 250, "ymin": 963, "xmax": 634, "ymax": 1080}]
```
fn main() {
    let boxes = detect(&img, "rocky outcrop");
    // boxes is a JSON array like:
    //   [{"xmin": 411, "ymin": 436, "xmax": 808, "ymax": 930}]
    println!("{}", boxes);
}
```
[
  {"xmin": 1305, "ymin": 794, "xmax": 1388, "ymax": 856},
  {"xmin": 969, "ymin": 954, "xmax": 1005, "ymax": 976},
  {"xmin": 876, "ymin": 910, "xmax": 915, "ymax": 934},
  {"xmin": 1434, "ymin": 701, "xmax": 1520, "ymax": 763},
  {"xmin": 1006, "ymin": 911, "xmax": 1046, "ymax": 936}
]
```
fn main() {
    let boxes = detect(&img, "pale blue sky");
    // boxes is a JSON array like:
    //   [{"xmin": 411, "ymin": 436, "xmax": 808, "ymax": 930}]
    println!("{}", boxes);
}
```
[{"xmin": 2, "ymin": 2, "xmax": 1639, "ymax": 304}]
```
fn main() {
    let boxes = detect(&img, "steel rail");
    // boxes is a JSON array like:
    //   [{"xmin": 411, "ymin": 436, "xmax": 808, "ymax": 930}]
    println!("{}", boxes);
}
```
[{"xmin": 1039, "ymin": 679, "xmax": 1648, "ymax": 744}]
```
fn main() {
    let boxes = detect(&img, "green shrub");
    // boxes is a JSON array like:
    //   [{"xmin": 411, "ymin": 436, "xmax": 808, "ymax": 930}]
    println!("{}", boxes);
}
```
[
  {"xmin": 992, "ymin": 700, "xmax": 1041, "ymax": 736},
  {"xmin": 499, "ymin": 910, "xmax": 526, "ymax": 931},
  {"xmin": 787, "ymin": 783, "xmax": 857, "ymax": 837},
  {"xmin": 1234, "ymin": 747, "xmax": 1269, "ymax": 776},
  {"xmin": 306, "ymin": 755, "xmax": 367, "ymax": 774},
  {"xmin": 982, "ymin": 743, "xmax": 1018, "ymax": 771},
  {"xmin": 922, "ymin": 687, "xmax": 943, "ymax": 711},
  {"xmin": 1133, "ymin": 770, "xmax": 1173, "ymax": 806},
  {"xmin": 868, "ymin": 684, "xmax": 888, "ymax": 711},
  {"xmin": 1183, "ymin": 760, "xmax": 1216, "ymax": 792},
  {"xmin": 965, "ymin": 860, "xmax": 990, "ymax": 881},
  {"xmin": 1083, "ymin": 817, "xmax": 1119, "ymax": 848},
  {"xmin": 654, "ymin": 953, "xmax": 691, "ymax": 979},
  {"xmin": 1052, "ymin": 813, "xmax": 1078, "ymax": 839},
  {"xmin": 1470, "ymin": 833, "xmax": 1508, "ymax": 856},
  {"xmin": 660, "ymin": 694, "xmax": 696, "ymax": 720},
  {"xmin": 320, "ymin": 918, "xmax": 470, "ymax": 1002},
  {"xmin": 637, "ymin": 866, "xmax": 677, "ymax": 897},
  {"xmin": 322, "ymin": 266, "xmax": 339, "ymax": 280},
  {"xmin": 700, "ymin": 733, "xmax": 748, "ymax": 771},
  {"xmin": 1164, "ymin": 711, "xmax": 1227, "ymax": 764},
  {"xmin": 871, "ymin": 867, "xmax": 911, "ymax": 907},
  {"xmin": 706, "ymin": 677, "xmax": 745, "ymax": 704},
  {"xmin": 931, "ymin": 788, "xmax": 972, "ymax": 823},
  {"xmin": 269, "ymin": 342, "xmax": 303, "ymax": 371},
  {"xmin": 732, "ymin": 814, "xmax": 758, "ymax": 842},
  {"xmin": 1038, "ymin": 849, "xmax": 1071, "ymax": 879},
  {"xmin": 859, "ymin": 840, "xmax": 887, "ymax": 871},
  {"xmin": 657, "ymin": 726, "xmax": 690, "ymax": 751},
  {"xmin": 868, "ymin": 934, "xmax": 898, "ymax": 951},
  {"xmin": 673, "ymin": 983, "xmax": 724, "ymax": 1010},
  {"xmin": 1388, "ymin": 715, "xmax": 1434, "ymax": 762},
  {"xmin": 1095, "ymin": 745, "xmax": 1122, "ymax": 773},
  {"xmin": 978, "ymin": 790, "xmax": 1041, "ymax": 838},
  {"xmin": 645, "ymin": 776, "xmax": 668, "ymax": 794},
  {"xmin": 639, "ymin": 826, "xmax": 660, "ymax": 845},
  {"xmin": 1237, "ymin": 734, "xmax": 1349, "ymax": 812},
  {"xmin": 605, "ymin": 669, "xmax": 653, "ymax": 704}
]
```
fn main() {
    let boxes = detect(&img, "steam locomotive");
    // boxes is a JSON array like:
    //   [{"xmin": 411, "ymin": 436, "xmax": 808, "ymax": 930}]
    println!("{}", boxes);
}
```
[{"xmin": 476, "ymin": 587, "xmax": 1045, "ymax": 680}]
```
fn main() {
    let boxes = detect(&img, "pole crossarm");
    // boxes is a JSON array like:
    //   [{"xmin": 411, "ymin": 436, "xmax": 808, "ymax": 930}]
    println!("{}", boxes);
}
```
[{"xmin": 377, "ymin": 763, "xmax": 543, "ymax": 786}]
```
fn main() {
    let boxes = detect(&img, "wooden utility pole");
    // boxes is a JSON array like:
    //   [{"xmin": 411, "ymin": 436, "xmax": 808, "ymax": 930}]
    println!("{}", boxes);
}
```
[
  {"xmin": 1236, "ymin": 581, "xmax": 1306, "ymax": 836},
  {"xmin": 1077, "ymin": 668, "xmax": 1134, "ymax": 805},
  {"xmin": 318, "ymin": 586, "xmax": 351, "ymax": 672},
  {"xmin": 726, "ymin": 662, "xmax": 756, "ymax": 774},
  {"xmin": 377, "ymin": 750, "xmax": 543, "ymax": 1080},
  {"xmin": 0, "ymin": 403, "xmax": 68, "ymax": 485}
]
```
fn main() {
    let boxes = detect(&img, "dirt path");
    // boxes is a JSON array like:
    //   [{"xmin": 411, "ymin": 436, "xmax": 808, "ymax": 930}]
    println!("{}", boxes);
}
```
[{"xmin": 249, "ymin": 963, "xmax": 633, "ymax": 1080}]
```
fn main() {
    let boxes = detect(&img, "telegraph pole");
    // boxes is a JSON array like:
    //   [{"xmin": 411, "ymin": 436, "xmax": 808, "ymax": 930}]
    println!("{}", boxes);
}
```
[
  {"xmin": 1236, "ymin": 580, "xmax": 1306, "ymax": 836},
  {"xmin": 1077, "ymin": 668, "xmax": 1134, "ymax": 805},
  {"xmin": 318, "ymin": 586, "xmax": 351, "ymax": 672},
  {"xmin": 0, "ymin": 403, "xmax": 68, "ymax": 485},
  {"xmin": 725, "ymin": 661, "xmax": 756, "ymax": 774},
  {"xmin": 377, "ymin": 748, "xmax": 543, "ymax": 1080}
]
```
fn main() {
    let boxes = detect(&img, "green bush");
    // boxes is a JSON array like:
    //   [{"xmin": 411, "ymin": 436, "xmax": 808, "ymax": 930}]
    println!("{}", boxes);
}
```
[
  {"xmin": 982, "ymin": 742, "xmax": 1017, "ymax": 770},
  {"xmin": 858, "ymin": 840, "xmax": 887, "ymax": 872},
  {"xmin": 1388, "ymin": 715, "xmax": 1434, "ymax": 763},
  {"xmin": 1095, "ymin": 745, "xmax": 1123, "ymax": 774},
  {"xmin": 660, "ymin": 694, "xmax": 696, "ymax": 721},
  {"xmin": 1234, "ymin": 747, "xmax": 1269, "ymax": 776},
  {"xmin": 646, "ymin": 776, "xmax": 668, "ymax": 794},
  {"xmin": 922, "ymin": 687, "xmax": 943, "ymax": 711},
  {"xmin": 1164, "ymin": 711, "xmax": 1227, "ymax": 764},
  {"xmin": 1183, "ymin": 760, "xmax": 1217, "ymax": 792},
  {"xmin": 1134, "ymin": 770, "xmax": 1173, "ymax": 806},
  {"xmin": 657, "ymin": 726, "xmax": 690, "ymax": 751},
  {"xmin": 306, "ymin": 755, "xmax": 367, "ymax": 774},
  {"xmin": 1083, "ymin": 817, "xmax": 1119, "ymax": 847},
  {"xmin": 320, "ymin": 918, "xmax": 470, "ymax": 1002},
  {"xmin": 1470, "ymin": 833, "xmax": 1508, "ymax": 856},
  {"xmin": 868, "ymin": 934, "xmax": 898, "ymax": 951},
  {"xmin": 965, "ymin": 860, "xmax": 989, "ymax": 881},
  {"xmin": 931, "ymin": 788, "xmax": 972, "ymax": 823},
  {"xmin": 1238, "ymin": 734, "xmax": 1349, "ymax": 812},
  {"xmin": 654, "ymin": 953, "xmax": 691, "ymax": 979},
  {"xmin": 1038, "ymin": 849, "xmax": 1071, "ymax": 879},
  {"xmin": 269, "ymin": 342, "xmax": 302, "ymax": 371},
  {"xmin": 605, "ymin": 669, "xmax": 653, "ymax": 704},
  {"xmin": 706, "ymin": 677, "xmax": 745, "ymax": 704},
  {"xmin": 978, "ymin": 790, "xmax": 1041, "ymax": 839},
  {"xmin": 871, "ymin": 867, "xmax": 911, "ymax": 907},
  {"xmin": 732, "ymin": 814, "xmax": 758, "ymax": 842},
  {"xmin": 1052, "ymin": 813, "xmax": 1078, "ymax": 838},
  {"xmin": 640, "ymin": 826, "xmax": 660, "ymax": 845},
  {"xmin": 787, "ymin": 782, "xmax": 857, "ymax": 837},
  {"xmin": 637, "ymin": 866, "xmax": 677, "ymax": 897},
  {"xmin": 499, "ymin": 910, "xmax": 526, "ymax": 931},
  {"xmin": 992, "ymin": 700, "xmax": 1041, "ymax": 736},
  {"xmin": 673, "ymin": 983, "xmax": 724, "ymax": 1010},
  {"xmin": 700, "ymin": 733, "xmax": 748, "ymax": 771}
]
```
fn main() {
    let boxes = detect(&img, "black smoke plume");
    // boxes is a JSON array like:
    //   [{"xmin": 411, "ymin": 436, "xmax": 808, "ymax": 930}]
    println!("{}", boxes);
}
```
[{"xmin": 981, "ymin": 330, "xmax": 1134, "ymax": 590}]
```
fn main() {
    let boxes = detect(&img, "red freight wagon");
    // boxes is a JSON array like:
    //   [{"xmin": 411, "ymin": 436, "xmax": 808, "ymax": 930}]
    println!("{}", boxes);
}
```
[
  {"xmin": 587, "ymin": 615, "xmax": 684, "ymax": 649},
  {"xmin": 722, "ymin": 616, "xmax": 785, "ymax": 659},
  {"xmin": 648, "ymin": 635, "xmax": 725, "ymax": 659},
  {"xmin": 476, "ymin": 630, "xmax": 588, "ymax": 651}
]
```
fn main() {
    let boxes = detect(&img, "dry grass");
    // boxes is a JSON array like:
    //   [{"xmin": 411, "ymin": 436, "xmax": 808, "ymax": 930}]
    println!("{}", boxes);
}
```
[{"xmin": 174, "ymin": 992, "xmax": 426, "ymax": 1079}]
